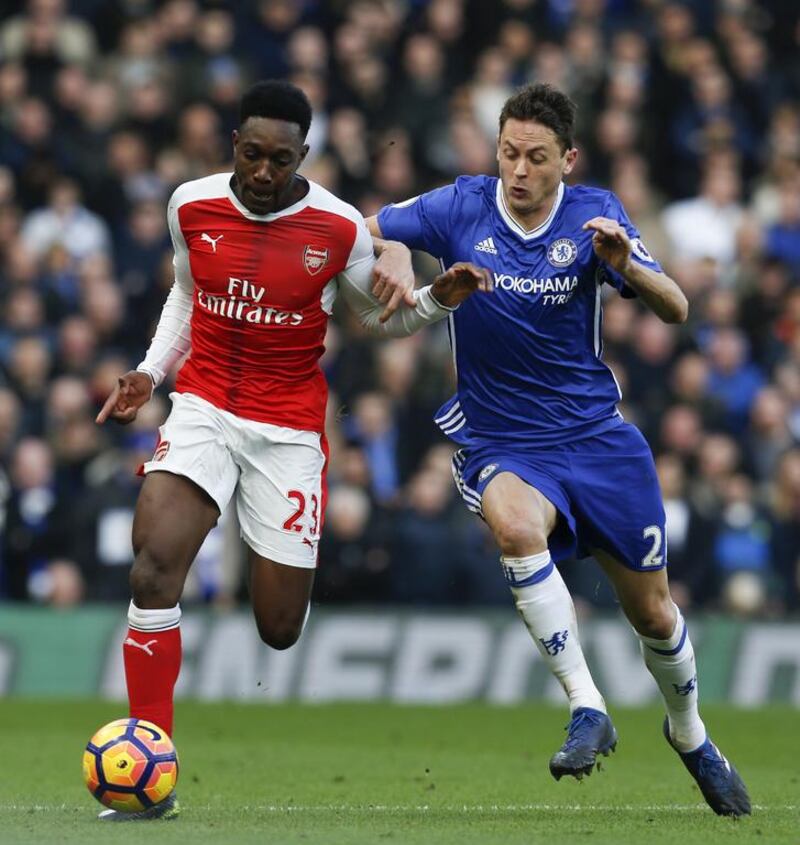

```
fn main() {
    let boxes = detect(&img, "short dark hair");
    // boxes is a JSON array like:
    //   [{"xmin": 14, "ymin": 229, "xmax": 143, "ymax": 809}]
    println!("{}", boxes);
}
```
[
  {"xmin": 239, "ymin": 80, "xmax": 312, "ymax": 139},
  {"xmin": 499, "ymin": 83, "xmax": 577, "ymax": 152}
]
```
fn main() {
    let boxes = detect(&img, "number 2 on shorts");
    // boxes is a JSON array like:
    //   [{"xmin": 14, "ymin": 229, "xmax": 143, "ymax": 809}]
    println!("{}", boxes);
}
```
[{"xmin": 641, "ymin": 524, "xmax": 664, "ymax": 567}]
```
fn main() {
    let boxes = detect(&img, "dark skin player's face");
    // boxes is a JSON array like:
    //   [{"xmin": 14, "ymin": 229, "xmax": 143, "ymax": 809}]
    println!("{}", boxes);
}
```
[{"xmin": 232, "ymin": 117, "xmax": 309, "ymax": 215}]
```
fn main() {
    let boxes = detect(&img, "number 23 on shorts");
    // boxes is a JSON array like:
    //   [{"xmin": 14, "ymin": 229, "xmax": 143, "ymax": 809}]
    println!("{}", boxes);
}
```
[{"xmin": 282, "ymin": 489, "xmax": 319, "ymax": 535}]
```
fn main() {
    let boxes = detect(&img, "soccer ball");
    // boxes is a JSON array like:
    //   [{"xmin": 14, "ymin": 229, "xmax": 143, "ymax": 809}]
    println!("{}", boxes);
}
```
[{"xmin": 82, "ymin": 718, "xmax": 179, "ymax": 812}]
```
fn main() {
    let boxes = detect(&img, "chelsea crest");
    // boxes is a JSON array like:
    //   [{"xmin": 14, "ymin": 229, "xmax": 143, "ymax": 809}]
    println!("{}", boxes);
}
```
[{"xmin": 547, "ymin": 238, "xmax": 578, "ymax": 268}]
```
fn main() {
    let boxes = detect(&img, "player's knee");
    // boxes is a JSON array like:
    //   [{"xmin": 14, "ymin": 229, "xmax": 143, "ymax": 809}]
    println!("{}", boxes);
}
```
[
  {"xmin": 257, "ymin": 624, "xmax": 301, "ymax": 651},
  {"xmin": 493, "ymin": 517, "xmax": 548, "ymax": 557},
  {"xmin": 129, "ymin": 548, "xmax": 181, "ymax": 607},
  {"xmin": 255, "ymin": 616, "xmax": 303, "ymax": 650},
  {"xmin": 630, "ymin": 596, "xmax": 676, "ymax": 639}
]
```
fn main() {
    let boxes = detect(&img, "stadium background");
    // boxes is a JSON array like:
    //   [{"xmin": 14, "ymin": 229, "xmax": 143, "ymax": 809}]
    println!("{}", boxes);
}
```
[{"xmin": 0, "ymin": 0, "xmax": 799, "ymax": 707}]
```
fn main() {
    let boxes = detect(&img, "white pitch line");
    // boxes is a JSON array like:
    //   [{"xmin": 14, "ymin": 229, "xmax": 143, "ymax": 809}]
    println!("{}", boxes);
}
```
[
  {"xmin": 244, "ymin": 804, "xmax": 794, "ymax": 813},
  {"xmin": 3, "ymin": 804, "xmax": 796, "ymax": 813}
]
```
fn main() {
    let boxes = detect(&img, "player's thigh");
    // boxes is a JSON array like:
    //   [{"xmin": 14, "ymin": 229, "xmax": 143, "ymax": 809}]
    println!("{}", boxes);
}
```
[
  {"xmin": 248, "ymin": 551, "xmax": 314, "ymax": 649},
  {"xmin": 591, "ymin": 547, "xmax": 676, "ymax": 638},
  {"xmin": 567, "ymin": 425, "xmax": 667, "ymax": 571},
  {"xmin": 131, "ymin": 471, "xmax": 222, "ymax": 601},
  {"xmin": 233, "ymin": 424, "xmax": 324, "ymax": 647},
  {"xmin": 142, "ymin": 391, "xmax": 240, "ymax": 517},
  {"xmin": 132, "ymin": 391, "xmax": 239, "ymax": 600},
  {"xmin": 482, "ymin": 471, "xmax": 559, "ymax": 551},
  {"xmin": 234, "ymin": 422, "xmax": 326, "ymax": 570}
]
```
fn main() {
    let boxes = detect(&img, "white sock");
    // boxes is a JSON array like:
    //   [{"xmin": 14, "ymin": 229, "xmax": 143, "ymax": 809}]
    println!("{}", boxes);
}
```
[
  {"xmin": 503, "ymin": 551, "xmax": 606, "ymax": 714},
  {"xmin": 128, "ymin": 601, "xmax": 181, "ymax": 631},
  {"xmin": 638, "ymin": 604, "xmax": 706, "ymax": 752}
]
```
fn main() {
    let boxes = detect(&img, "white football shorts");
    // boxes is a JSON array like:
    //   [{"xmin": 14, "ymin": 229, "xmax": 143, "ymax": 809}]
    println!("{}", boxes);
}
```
[{"xmin": 143, "ymin": 392, "xmax": 327, "ymax": 568}]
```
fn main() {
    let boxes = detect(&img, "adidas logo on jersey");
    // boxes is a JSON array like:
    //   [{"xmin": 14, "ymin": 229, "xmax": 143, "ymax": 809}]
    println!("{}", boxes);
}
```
[{"xmin": 474, "ymin": 237, "xmax": 498, "ymax": 255}]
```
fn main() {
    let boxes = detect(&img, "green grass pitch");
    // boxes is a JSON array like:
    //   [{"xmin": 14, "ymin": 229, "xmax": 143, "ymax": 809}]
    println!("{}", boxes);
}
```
[{"xmin": 0, "ymin": 699, "xmax": 796, "ymax": 844}]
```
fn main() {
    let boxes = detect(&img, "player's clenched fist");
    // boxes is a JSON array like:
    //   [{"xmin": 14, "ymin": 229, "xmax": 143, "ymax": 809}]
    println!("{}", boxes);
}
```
[
  {"xmin": 95, "ymin": 370, "xmax": 154, "ymax": 425},
  {"xmin": 583, "ymin": 216, "xmax": 632, "ymax": 273},
  {"xmin": 431, "ymin": 262, "xmax": 493, "ymax": 309}
]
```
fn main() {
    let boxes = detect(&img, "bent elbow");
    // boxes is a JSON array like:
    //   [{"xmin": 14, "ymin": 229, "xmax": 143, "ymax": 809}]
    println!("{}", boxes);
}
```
[
  {"xmin": 673, "ymin": 296, "xmax": 689, "ymax": 324},
  {"xmin": 662, "ymin": 296, "xmax": 689, "ymax": 324}
]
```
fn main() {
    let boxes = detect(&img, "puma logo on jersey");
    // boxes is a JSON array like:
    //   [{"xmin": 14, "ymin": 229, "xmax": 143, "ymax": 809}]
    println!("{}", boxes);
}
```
[
  {"xmin": 124, "ymin": 637, "xmax": 158, "ymax": 656},
  {"xmin": 201, "ymin": 233, "xmax": 224, "ymax": 252}
]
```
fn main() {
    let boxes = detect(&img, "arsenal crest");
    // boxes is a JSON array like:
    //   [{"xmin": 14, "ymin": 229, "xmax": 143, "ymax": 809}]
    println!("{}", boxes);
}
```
[{"xmin": 303, "ymin": 245, "xmax": 329, "ymax": 275}]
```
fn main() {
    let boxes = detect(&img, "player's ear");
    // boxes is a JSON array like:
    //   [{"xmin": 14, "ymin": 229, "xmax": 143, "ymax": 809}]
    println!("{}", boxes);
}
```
[
  {"xmin": 496, "ymin": 135, "xmax": 501, "ymax": 163},
  {"xmin": 562, "ymin": 147, "xmax": 578, "ymax": 176},
  {"xmin": 299, "ymin": 143, "xmax": 309, "ymax": 164},
  {"xmin": 232, "ymin": 129, "xmax": 239, "ymax": 152}
]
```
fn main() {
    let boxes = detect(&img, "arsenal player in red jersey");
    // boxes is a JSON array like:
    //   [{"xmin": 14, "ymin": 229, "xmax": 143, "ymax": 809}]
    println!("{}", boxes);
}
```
[{"xmin": 94, "ymin": 81, "xmax": 490, "ymax": 820}]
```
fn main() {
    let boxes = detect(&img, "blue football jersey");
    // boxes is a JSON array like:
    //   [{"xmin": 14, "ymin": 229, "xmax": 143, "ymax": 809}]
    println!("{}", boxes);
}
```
[{"xmin": 377, "ymin": 176, "xmax": 663, "ymax": 447}]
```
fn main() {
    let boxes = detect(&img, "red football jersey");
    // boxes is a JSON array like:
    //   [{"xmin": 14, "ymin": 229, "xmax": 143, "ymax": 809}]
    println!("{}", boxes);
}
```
[{"xmin": 166, "ymin": 173, "xmax": 374, "ymax": 432}]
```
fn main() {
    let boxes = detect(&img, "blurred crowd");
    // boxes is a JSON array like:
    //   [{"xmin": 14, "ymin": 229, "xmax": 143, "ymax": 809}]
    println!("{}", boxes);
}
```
[{"xmin": 0, "ymin": 0, "xmax": 799, "ymax": 619}]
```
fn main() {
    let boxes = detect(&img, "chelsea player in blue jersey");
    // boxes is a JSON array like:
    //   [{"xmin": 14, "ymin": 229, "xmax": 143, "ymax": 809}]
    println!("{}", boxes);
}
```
[{"xmin": 368, "ymin": 83, "xmax": 749, "ymax": 816}]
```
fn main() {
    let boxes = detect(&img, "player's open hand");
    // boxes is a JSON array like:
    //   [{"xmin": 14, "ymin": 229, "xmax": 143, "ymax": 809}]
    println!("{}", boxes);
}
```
[
  {"xmin": 583, "ymin": 217, "xmax": 632, "ymax": 274},
  {"xmin": 371, "ymin": 240, "xmax": 417, "ymax": 323},
  {"xmin": 95, "ymin": 370, "xmax": 154, "ymax": 425},
  {"xmin": 431, "ymin": 262, "xmax": 493, "ymax": 308}
]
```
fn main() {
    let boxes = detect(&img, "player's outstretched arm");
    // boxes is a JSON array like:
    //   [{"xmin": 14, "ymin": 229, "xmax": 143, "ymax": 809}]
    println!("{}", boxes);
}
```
[
  {"xmin": 338, "ymin": 253, "xmax": 491, "ymax": 338},
  {"xmin": 95, "ymin": 278, "xmax": 194, "ymax": 425},
  {"xmin": 583, "ymin": 217, "xmax": 688, "ymax": 324},
  {"xmin": 95, "ymin": 371, "xmax": 154, "ymax": 425}
]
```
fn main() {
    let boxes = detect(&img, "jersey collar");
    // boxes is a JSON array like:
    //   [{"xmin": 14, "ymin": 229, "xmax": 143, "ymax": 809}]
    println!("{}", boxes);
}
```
[
  {"xmin": 226, "ymin": 175, "xmax": 313, "ymax": 221},
  {"xmin": 496, "ymin": 179, "xmax": 565, "ymax": 241}
]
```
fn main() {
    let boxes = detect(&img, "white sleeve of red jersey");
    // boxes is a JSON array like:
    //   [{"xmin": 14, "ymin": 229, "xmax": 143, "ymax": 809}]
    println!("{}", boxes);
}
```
[
  {"xmin": 135, "ymin": 191, "xmax": 194, "ymax": 386},
  {"xmin": 337, "ymin": 218, "xmax": 453, "ymax": 337}
]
